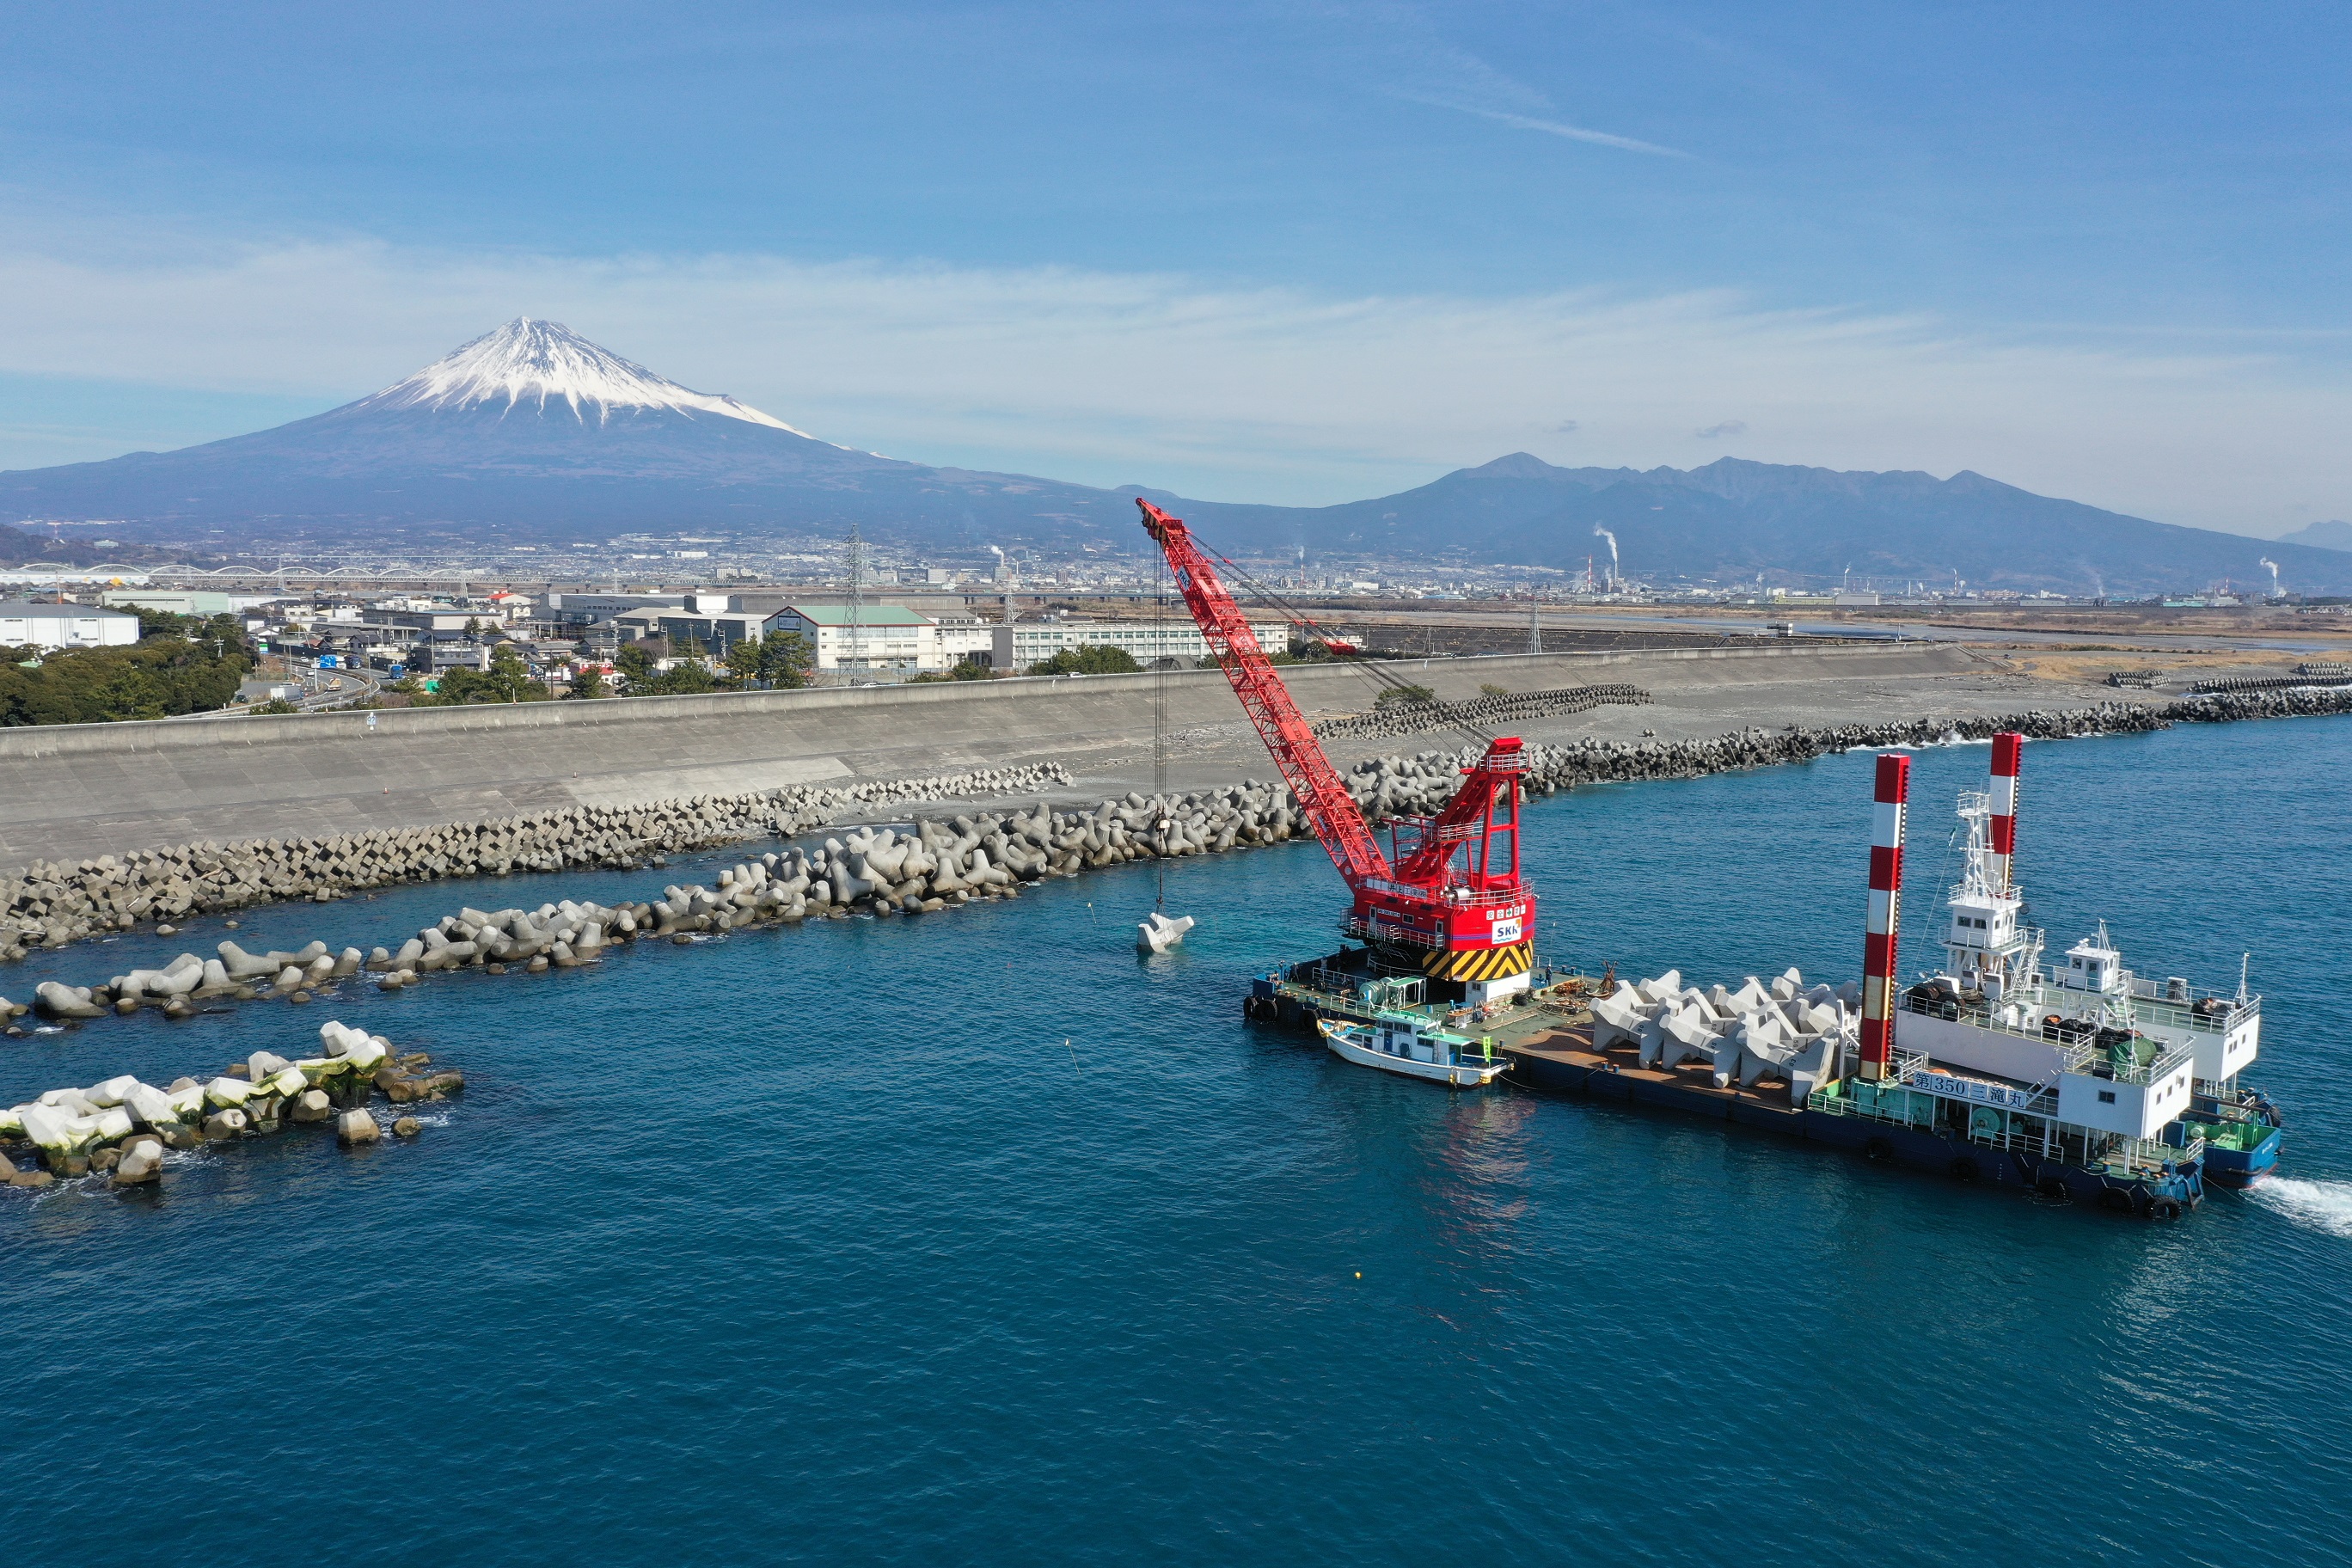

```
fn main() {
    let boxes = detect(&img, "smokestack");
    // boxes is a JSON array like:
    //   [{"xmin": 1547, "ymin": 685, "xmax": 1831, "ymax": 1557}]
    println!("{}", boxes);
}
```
[
  {"xmin": 1591, "ymin": 524, "xmax": 1619, "ymax": 590},
  {"xmin": 1859, "ymin": 751, "xmax": 1911, "ymax": 1081},
  {"xmin": 2259, "ymin": 557, "xmax": 2281, "ymax": 597},
  {"xmin": 1988, "ymin": 732, "xmax": 2021, "ymax": 895}
]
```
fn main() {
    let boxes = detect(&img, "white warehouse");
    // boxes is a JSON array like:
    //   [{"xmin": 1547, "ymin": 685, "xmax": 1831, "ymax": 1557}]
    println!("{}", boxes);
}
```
[
  {"xmin": 993, "ymin": 617, "xmax": 1294, "ymax": 673},
  {"xmin": 0, "ymin": 600, "xmax": 143, "ymax": 651}
]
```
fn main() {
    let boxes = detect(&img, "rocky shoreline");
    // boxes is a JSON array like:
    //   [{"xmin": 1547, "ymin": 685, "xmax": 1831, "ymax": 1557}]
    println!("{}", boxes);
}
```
[
  {"xmin": 3, "ymin": 688, "xmax": 2348, "ymax": 1001},
  {"xmin": 3, "ymin": 1019, "xmax": 459, "ymax": 1185},
  {"xmin": 0, "ymin": 763, "xmax": 1070, "ymax": 964}
]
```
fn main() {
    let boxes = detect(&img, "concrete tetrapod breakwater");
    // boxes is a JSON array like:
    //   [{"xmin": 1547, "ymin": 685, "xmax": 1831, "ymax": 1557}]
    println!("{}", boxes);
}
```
[
  {"xmin": 0, "ymin": 763, "xmax": 1071, "ymax": 965},
  {"xmin": 1, "ymin": 1019, "xmax": 457, "ymax": 1185},
  {"xmin": 1476, "ymin": 688, "xmax": 2352, "ymax": 792},
  {"xmin": 6, "ymin": 689, "xmax": 2349, "ymax": 1036},
  {"xmin": 7, "ymin": 786, "xmax": 1324, "ymax": 1030},
  {"xmin": 1312, "ymin": 683, "xmax": 1651, "ymax": 743}
]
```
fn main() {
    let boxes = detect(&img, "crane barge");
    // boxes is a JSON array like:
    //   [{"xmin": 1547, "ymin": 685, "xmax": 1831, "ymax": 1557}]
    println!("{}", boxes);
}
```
[
  {"xmin": 1136, "ymin": 499, "xmax": 1539, "ymax": 1081},
  {"xmin": 1136, "ymin": 496, "xmax": 2278, "ymax": 1206}
]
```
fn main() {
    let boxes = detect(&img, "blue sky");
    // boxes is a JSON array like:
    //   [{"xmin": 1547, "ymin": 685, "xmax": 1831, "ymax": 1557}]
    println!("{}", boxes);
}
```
[{"xmin": 3, "ymin": 1, "xmax": 2347, "ymax": 534}]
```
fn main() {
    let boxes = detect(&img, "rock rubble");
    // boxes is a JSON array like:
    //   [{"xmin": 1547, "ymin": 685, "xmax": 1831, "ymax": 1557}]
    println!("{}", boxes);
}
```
[
  {"xmin": 1, "ymin": 1019, "xmax": 457, "ymax": 1185},
  {"xmin": 1344, "ymin": 689, "xmax": 2352, "ymax": 809},
  {"xmin": 4, "ymin": 689, "xmax": 2347, "ymax": 1003},
  {"xmin": 1313, "ymin": 683, "xmax": 1649, "ymax": 743},
  {"xmin": 0, "ymin": 763, "xmax": 1070, "ymax": 963}
]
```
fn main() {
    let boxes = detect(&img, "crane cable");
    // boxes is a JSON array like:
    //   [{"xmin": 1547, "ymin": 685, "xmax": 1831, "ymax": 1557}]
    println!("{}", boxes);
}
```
[{"xmin": 1184, "ymin": 532, "xmax": 1494, "ymax": 750}]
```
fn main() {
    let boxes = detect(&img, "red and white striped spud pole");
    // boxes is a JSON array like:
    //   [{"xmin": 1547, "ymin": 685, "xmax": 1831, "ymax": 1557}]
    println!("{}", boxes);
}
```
[
  {"xmin": 1859, "ymin": 750, "xmax": 1911, "ymax": 1081},
  {"xmin": 1988, "ymin": 732, "xmax": 2022, "ymax": 896}
]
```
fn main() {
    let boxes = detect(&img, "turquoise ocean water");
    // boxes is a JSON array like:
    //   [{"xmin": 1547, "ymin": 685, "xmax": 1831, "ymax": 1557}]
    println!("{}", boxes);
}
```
[{"xmin": 3, "ymin": 717, "xmax": 2348, "ymax": 1565}]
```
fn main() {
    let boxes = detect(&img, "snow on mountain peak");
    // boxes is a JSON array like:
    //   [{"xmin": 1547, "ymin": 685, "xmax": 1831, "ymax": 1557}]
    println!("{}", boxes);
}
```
[{"xmin": 363, "ymin": 318, "xmax": 810, "ymax": 433}]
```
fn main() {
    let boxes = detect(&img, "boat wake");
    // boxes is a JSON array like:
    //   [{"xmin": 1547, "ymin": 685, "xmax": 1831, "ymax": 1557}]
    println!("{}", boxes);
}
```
[{"xmin": 2250, "ymin": 1178, "xmax": 2352, "ymax": 1239}]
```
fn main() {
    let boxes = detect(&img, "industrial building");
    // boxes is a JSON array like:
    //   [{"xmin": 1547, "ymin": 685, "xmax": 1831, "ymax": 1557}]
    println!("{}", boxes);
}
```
[
  {"xmin": 0, "ymin": 599, "xmax": 142, "ymax": 650},
  {"xmin": 990, "ymin": 616, "xmax": 1294, "ymax": 673},
  {"xmin": 100, "ymin": 590, "xmax": 291, "ymax": 618}
]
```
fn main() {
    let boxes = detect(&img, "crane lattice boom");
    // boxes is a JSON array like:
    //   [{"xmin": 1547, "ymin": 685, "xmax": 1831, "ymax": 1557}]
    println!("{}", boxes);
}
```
[
  {"xmin": 1136, "ymin": 499, "xmax": 1538, "ymax": 986},
  {"xmin": 1137, "ymin": 499, "xmax": 1389, "ymax": 889}
]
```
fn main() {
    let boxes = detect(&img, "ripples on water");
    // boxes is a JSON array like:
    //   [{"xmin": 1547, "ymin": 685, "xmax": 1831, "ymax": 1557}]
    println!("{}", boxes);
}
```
[{"xmin": 3, "ymin": 719, "xmax": 2349, "ymax": 1565}]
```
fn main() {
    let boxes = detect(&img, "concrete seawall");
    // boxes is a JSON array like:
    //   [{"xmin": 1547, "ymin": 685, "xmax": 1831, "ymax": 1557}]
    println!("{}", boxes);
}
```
[{"xmin": 0, "ymin": 642, "xmax": 2006, "ymax": 871}]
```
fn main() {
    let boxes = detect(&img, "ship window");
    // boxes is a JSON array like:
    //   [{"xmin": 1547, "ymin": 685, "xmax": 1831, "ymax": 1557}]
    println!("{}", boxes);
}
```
[{"xmin": 2098, "ymin": 1090, "xmax": 2116, "ymax": 1104}]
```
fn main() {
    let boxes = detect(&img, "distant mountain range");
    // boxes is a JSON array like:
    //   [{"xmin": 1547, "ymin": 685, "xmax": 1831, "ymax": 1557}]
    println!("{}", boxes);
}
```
[
  {"xmin": 6, "ymin": 318, "xmax": 2346, "ymax": 596},
  {"xmin": 1173, "ymin": 455, "xmax": 2352, "ymax": 596},
  {"xmin": 2278, "ymin": 519, "xmax": 2352, "ymax": 554}
]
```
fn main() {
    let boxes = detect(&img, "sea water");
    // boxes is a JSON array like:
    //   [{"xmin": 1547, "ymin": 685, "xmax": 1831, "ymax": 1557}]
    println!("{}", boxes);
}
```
[{"xmin": 3, "ymin": 717, "xmax": 2348, "ymax": 1565}]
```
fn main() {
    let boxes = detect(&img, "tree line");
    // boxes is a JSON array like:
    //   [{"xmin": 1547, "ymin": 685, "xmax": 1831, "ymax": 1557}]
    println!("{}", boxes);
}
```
[{"xmin": 0, "ymin": 612, "xmax": 254, "ymax": 726}]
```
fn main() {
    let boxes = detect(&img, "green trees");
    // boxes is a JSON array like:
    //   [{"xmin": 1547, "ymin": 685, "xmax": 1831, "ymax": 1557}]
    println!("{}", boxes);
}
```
[
  {"xmin": 646, "ymin": 659, "xmax": 720, "ymax": 695},
  {"xmin": 399, "ymin": 643, "xmax": 547, "ymax": 706},
  {"xmin": 1034, "ymin": 644, "xmax": 1142, "ymax": 676},
  {"xmin": 615, "ymin": 641, "xmax": 658, "ymax": 684},
  {"xmin": 755, "ymin": 632, "xmax": 814, "ymax": 687},
  {"xmin": 1374, "ymin": 683, "xmax": 1436, "ymax": 708},
  {"xmin": 0, "ymin": 633, "xmax": 253, "ymax": 726},
  {"xmin": 496, "ymin": 629, "xmax": 818, "ymax": 700},
  {"xmin": 910, "ymin": 655, "xmax": 998, "ymax": 683},
  {"xmin": 428, "ymin": 642, "xmax": 543, "ymax": 704}
]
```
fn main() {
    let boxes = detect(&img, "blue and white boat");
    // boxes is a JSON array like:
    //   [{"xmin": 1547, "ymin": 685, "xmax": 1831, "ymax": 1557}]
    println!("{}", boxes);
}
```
[{"xmin": 1316, "ymin": 1011, "xmax": 1511, "ymax": 1087}]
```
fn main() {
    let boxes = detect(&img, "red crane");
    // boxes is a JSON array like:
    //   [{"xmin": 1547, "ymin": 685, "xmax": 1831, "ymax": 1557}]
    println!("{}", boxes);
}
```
[{"xmin": 1136, "ymin": 499, "xmax": 1537, "ymax": 995}]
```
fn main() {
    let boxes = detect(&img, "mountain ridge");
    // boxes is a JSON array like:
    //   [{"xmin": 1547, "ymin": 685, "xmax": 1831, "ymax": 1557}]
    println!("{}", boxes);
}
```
[
  {"xmin": 2277, "ymin": 519, "xmax": 2352, "ymax": 554},
  {"xmin": 4, "ymin": 322, "xmax": 2347, "ymax": 595}
]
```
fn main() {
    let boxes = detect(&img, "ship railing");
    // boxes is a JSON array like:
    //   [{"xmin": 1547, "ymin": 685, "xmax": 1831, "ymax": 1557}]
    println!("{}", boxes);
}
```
[
  {"xmin": 2190, "ymin": 1078, "xmax": 2262, "ymax": 1106},
  {"xmin": 1343, "ymin": 914, "xmax": 1444, "ymax": 948},
  {"xmin": 1885, "ymin": 1048, "xmax": 1937, "ymax": 1085},
  {"xmin": 1898, "ymin": 995, "xmax": 2203, "ymax": 1084},
  {"xmin": 1354, "ymin": 879, "xmax": 1528, "ymax": 911},
  {"xmin": 2088, "ymin": 1132, "xmax": 2205, "ymax": 1179},
  {"xmin": 1804, "ymin": 1086, "xmax": 1929, "ymax": 1129},
  {"xmin": 2112, "ymin": 1039, "xmax": 2198, "ymax": 1088},
  {"xmin": 1963, "ymin": 1124, "xmax": 2045, "ymax": 1157},
  {"xmin": 2125, "ymin": 991, "xmax": 2258, "ymax": 1035}
]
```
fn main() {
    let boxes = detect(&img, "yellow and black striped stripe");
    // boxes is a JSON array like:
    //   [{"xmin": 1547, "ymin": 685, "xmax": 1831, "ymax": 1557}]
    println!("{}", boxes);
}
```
[{"xmin": 1422, "ymin": 942, "xmax": 1534, "ymax": 983}]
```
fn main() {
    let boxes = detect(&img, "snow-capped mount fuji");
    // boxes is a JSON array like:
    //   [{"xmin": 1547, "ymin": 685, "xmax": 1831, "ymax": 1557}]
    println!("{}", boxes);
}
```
[
  {"xmin": 356, "ymin": 318, "xmax": 816, "ymax": 435},
  {"xmin": 0, "ymin": 320, "xmax": 1139, "ymax": 546},
  {"xmin": 8, "ymin": 321, "xmax": 2348, "ymax": 591}
]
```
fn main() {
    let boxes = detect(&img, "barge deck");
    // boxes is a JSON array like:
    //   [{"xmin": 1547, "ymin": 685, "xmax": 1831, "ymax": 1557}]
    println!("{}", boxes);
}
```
[{"xmin": 1252, "ymin": 965, "xmax": 2203, "ymax": 1216}]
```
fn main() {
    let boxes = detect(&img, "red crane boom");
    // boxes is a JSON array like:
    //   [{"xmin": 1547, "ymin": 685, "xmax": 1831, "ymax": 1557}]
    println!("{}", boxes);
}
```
[
  {"xmin": 1136, "ymin": 499, "xmax": 1538, "ymax": 993},
  {"xmin": 1136, "ymin": 499, "xmax": 1389, "ymax": 889}
]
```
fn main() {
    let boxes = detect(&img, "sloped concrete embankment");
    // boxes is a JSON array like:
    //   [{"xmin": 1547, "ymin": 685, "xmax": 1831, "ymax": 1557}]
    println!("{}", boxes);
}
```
[
  {"xmin": 10, "ymin": 684, "xmax": 2347, "ymax": 1032},
  {"xmin": 0, "ymin": 642, "xmax": 1983, "ymax": 873}
]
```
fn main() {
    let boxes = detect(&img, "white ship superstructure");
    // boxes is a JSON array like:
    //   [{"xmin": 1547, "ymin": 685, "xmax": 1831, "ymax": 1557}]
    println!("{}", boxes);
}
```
[{"xmin": 1811, "ymin": 732, "xmax": 2281, "ymax": 1201}]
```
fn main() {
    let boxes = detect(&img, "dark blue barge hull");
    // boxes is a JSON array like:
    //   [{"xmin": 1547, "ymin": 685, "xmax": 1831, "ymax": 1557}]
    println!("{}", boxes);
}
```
[{"xmin": 1504, "ymin": 1045, "xmax": 2202, "ymax": 1217}]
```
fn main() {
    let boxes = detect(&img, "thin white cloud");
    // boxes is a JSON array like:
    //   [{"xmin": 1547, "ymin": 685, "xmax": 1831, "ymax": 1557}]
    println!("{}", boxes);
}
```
[
  {"xmin": 1694, "ymin": 420, "xmax": 1748, "ymax": 438},
  {"xmin": 0, "ymin": 223, "xmax": 2346, "ymax": 532},
  {"xmin": 1400, "ymin": 94, "xmax": 1692, "ymax": 158}
]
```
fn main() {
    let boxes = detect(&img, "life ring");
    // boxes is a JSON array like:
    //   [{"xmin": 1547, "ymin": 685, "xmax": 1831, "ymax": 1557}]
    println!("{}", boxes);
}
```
[
  {"xmin": 1865, "ymin": 1136, "xmax": 1895, "ymax": 1164},
  {"xmin": 1950, "ymin": 1156, "xmax": 1981, "ymax": 1182}
]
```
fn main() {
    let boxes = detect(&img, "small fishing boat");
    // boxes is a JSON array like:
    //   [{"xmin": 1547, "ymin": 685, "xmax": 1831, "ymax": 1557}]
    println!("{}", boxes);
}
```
[{"xmin": 1317, "ymin": 1010, "xmax": 1511, "ymax": 1087}]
